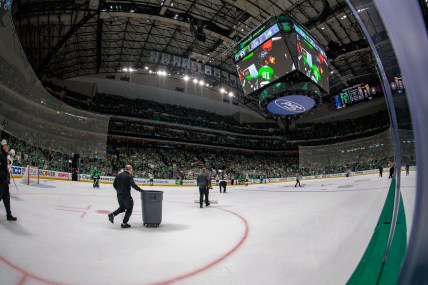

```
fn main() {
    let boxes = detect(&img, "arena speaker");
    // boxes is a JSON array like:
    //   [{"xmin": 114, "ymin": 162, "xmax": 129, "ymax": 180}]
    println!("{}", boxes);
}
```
[{"xmin": 189, "ymin": 18, "xmax": 206, "ymax": 42}]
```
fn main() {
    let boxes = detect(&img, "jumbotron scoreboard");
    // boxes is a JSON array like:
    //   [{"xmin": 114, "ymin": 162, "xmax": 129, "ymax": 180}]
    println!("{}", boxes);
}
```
[{"xmin": 234, "ymin": 16, "xmax": 329, "ymax": 116}]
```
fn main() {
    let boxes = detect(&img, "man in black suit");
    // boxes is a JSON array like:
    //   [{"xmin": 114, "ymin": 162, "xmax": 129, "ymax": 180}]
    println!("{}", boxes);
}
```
[
  {"xmin": 219, "ymin": 180, "xmax": 227, "ymax": 193},
  {"xmin": 0, "ymin": 139, "xmax": 17, "ymax": 221},
  {"xmin": 197, "ymin": 167, "xmax": 211, "ymax": 208},
  {"xmin": 108, "ymin": 165, "xmax": 143, "ymax": 228},
  {"xmin": 378, "ymin": 165, "xmax": 383, "ymax": 177},
  {"xmin": 388, "ymin": 161, "xmax": 395, "ymax": 179}
]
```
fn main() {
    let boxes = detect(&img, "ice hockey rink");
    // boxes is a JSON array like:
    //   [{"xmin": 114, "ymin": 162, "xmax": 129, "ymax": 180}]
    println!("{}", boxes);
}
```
[{"xmin": 0, "ymin": 172, "xmax": 416, "ymax": 285}]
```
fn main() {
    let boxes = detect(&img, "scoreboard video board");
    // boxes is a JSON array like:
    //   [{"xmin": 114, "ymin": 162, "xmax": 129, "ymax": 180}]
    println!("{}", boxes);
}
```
[
  {"xmin": 332, "ymin": 83, "xmax": 376, "ymax": 109},
  {"xmin": 295, "ymin": 24, "xmax": 329, "ymax": 93},
  {"xmin": 235, "ymin": 24, "xmax": 295, "ymax": 96},
  {"xmin": 234, "ymin": 17, "xmax": 329, "ymax": 97}
]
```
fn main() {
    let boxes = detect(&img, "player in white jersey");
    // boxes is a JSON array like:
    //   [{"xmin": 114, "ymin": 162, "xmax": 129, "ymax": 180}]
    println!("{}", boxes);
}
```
[
  {"xmin": 149, "ymin": 173, "xmax": 154, "ymax": 186},
  {"xmin": 7, "ymin": 148, "xmax": 15, "ymax": 172}
]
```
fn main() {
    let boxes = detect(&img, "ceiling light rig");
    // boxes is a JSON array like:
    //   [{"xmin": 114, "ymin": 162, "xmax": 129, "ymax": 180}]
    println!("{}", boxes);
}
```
[
  {"xmin": 120, "ymin": 67, "xmax": 137, "ymax": 72},
  {"xmin": 219, "ymin": 88, "xmax": 235, "ymax": 97}
]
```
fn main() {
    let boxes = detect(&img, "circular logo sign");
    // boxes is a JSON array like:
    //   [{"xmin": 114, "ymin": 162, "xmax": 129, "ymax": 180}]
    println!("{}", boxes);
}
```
[{"xmin": 267, "ymin": 95, "xmax": 316, "ymax": 115}]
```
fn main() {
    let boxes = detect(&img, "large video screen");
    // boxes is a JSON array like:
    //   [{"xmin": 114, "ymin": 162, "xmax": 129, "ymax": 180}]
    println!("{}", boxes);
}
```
[
  {"xmin": 234, "ymin": 24, "xmax": 281, "ymax": 63},
  {"xmin": 332, "ymin": 83, "xmax": 376, "ymax": 109},
  {"xmin": 295, "ymin": 25, "xmax": 329, "ymax": 92},
  {"xmin": 235, "ymin": 32, "xmax": 295, "ymax": 96}
]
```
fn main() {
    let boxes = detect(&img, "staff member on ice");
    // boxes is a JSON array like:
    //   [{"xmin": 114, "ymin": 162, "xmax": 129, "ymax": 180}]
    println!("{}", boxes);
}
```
[
  {"xmin": 0, "ymin": 139, "xmax": 17, "ymax": 221},
  {"xmin": 108, "ymin": 164, "xmax": 143, "ymax": 228},
  {"xmin": 197, "ymin": 167, "xmax": 211, "ymax": 208}
]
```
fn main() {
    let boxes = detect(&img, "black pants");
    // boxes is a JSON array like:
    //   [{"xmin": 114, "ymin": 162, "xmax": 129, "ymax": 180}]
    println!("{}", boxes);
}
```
[
  {"xmin": 199, "ymin": 186, "xmax": 209, "ymax": 205},
  {"xmin": 112, "ymin": 194, "xmax": 134, "ymax": 224},
  {"xmin": 0, "ymin": 183, "xmax": 12, "ymax": 216},
  {"xmin": 389, "ymin": 167, "xmax": 394, "ymax": 179},
  {"xmin": 295, "ymin": 179, "xmax": 301, "ymax": 187},
  {"xmin": 219, "ymin": 184, "xmax": 226, "ymax": 193}
]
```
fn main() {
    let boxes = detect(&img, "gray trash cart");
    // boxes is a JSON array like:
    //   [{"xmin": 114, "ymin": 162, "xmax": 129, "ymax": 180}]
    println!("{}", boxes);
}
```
[{"xmin": 141, "ymin": 190, "xmax": 163, "ymax": 227}]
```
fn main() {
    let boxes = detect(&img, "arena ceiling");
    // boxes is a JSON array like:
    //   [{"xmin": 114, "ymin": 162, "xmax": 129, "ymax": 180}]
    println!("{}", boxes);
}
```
[{"xmin": 11, "ymin": 0, "xmax": 399, "ymax": 103}]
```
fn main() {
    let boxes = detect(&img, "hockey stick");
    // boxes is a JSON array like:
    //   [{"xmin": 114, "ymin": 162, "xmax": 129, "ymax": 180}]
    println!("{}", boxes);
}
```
[{"xmin": 11, "ymin": 175, "xmax": 19, "ymax": 191}]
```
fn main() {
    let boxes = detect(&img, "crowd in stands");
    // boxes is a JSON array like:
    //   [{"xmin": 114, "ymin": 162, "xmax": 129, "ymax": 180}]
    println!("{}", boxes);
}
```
[
  {"xmin": 108, "ymin": 118, "xmax": 288, "ymax": 150},
  {"xmin": 294, "ymin": 110, "xmax": 390, "ymax": 140},
  {"xmin": 0, "ymin": 80, "xmax": 412, "ymax": 179},
  {"xmin": 44, "ymin": 83, "xmax": 397, "ymax": 150},
  {"xmin": 104, "ymin": 139, "xmax": 298, "ymax": 179},
  {"xmin": 2, "ymin": 130, "xmax": 297, "ymax": 179},
  {"xmin": 1, "ymin": 126, "xmax": 416, "ymax": 180},
  {"xmin": 0, "ymin": 59, "xmax": 108, "ymax": 157},
  {"xmin": 45, "ymin": 86, "xmax": 282, "ymax": 136}
]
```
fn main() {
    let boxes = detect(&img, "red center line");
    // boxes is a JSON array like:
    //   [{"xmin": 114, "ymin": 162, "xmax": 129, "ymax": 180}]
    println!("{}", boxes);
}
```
[
  {"xmin": 54, "ymin": 209, "xmax": 85, "ymax": 213},
  {"xmin": 0, "ymin": 255, "xmax": 69, "ymax": 285},
  {"xmin": 0, "ymin": 208, "xmax": 249, "ymax": 285},
  {"xmin": 57, "ymin": 205, "xmax": 91, "ymax": 210},
  {"xmin": 150, "ymin": 207, "xmax": 250, "ymax": 285}
]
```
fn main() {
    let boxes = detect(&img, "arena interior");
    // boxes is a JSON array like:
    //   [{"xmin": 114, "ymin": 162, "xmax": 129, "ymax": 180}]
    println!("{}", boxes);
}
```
[{"xmin": 0, "ymin": 1, "xmax": 427, "ymax": 285}]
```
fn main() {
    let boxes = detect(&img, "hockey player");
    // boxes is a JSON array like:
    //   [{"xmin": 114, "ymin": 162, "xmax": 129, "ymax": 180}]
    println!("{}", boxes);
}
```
[
  {"xmin": 149, "ymin": 173, "xmax": 154, "ymax": 186},
  {"xmin": 295, "ymin": 172, "xmax": 302, "ymax": 187},
  {"xmin": 7, "ymin": 149, "xmax": 14, "ymax": 172},
  {"xmin": 90, "ymin": 167, "xmax": 101, "ymax": 188}
]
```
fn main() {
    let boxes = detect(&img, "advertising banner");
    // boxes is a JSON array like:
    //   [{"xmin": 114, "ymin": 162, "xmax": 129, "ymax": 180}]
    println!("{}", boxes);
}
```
[{"xmin": 11, "ymin": 166, "xmax": 390, "ymax": 186}]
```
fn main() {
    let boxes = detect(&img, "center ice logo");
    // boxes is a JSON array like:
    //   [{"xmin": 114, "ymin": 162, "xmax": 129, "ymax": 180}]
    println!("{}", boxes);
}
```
[{"xmin": 275, "ymin": 99, "xmax": 305, "ymax": 113}]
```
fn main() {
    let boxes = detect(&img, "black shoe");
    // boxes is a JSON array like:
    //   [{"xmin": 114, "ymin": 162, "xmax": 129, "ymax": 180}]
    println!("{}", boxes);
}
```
[
  {"xmin": 200, "ymin": 205, "xmax": 203, "ymax": 208},
  {"xmin": 7, "ymin": 215, "xmax": 17, "ymax": 221},
  {"xmin": 206, "ymin": 202, "xmax": 210, "ymax": 206},
  {"xmin": 121, "ymin": 223, "xmax": 131, "ymax": 228},
  {"xmin": 108, "ymin": 213, "xmax": 114, "ymax": 224}
]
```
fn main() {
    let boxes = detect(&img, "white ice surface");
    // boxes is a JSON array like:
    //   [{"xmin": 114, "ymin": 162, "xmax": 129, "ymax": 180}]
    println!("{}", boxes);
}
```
[{"xmin": 0, "ymin": 173, "xmax": 416, "ymax": 285}]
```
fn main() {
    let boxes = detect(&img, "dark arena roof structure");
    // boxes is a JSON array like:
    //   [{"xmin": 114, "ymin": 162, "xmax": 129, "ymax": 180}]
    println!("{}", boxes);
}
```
[{"xmin": 11, "ymin": 0, "xmax": 399, "ymax": 109}]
